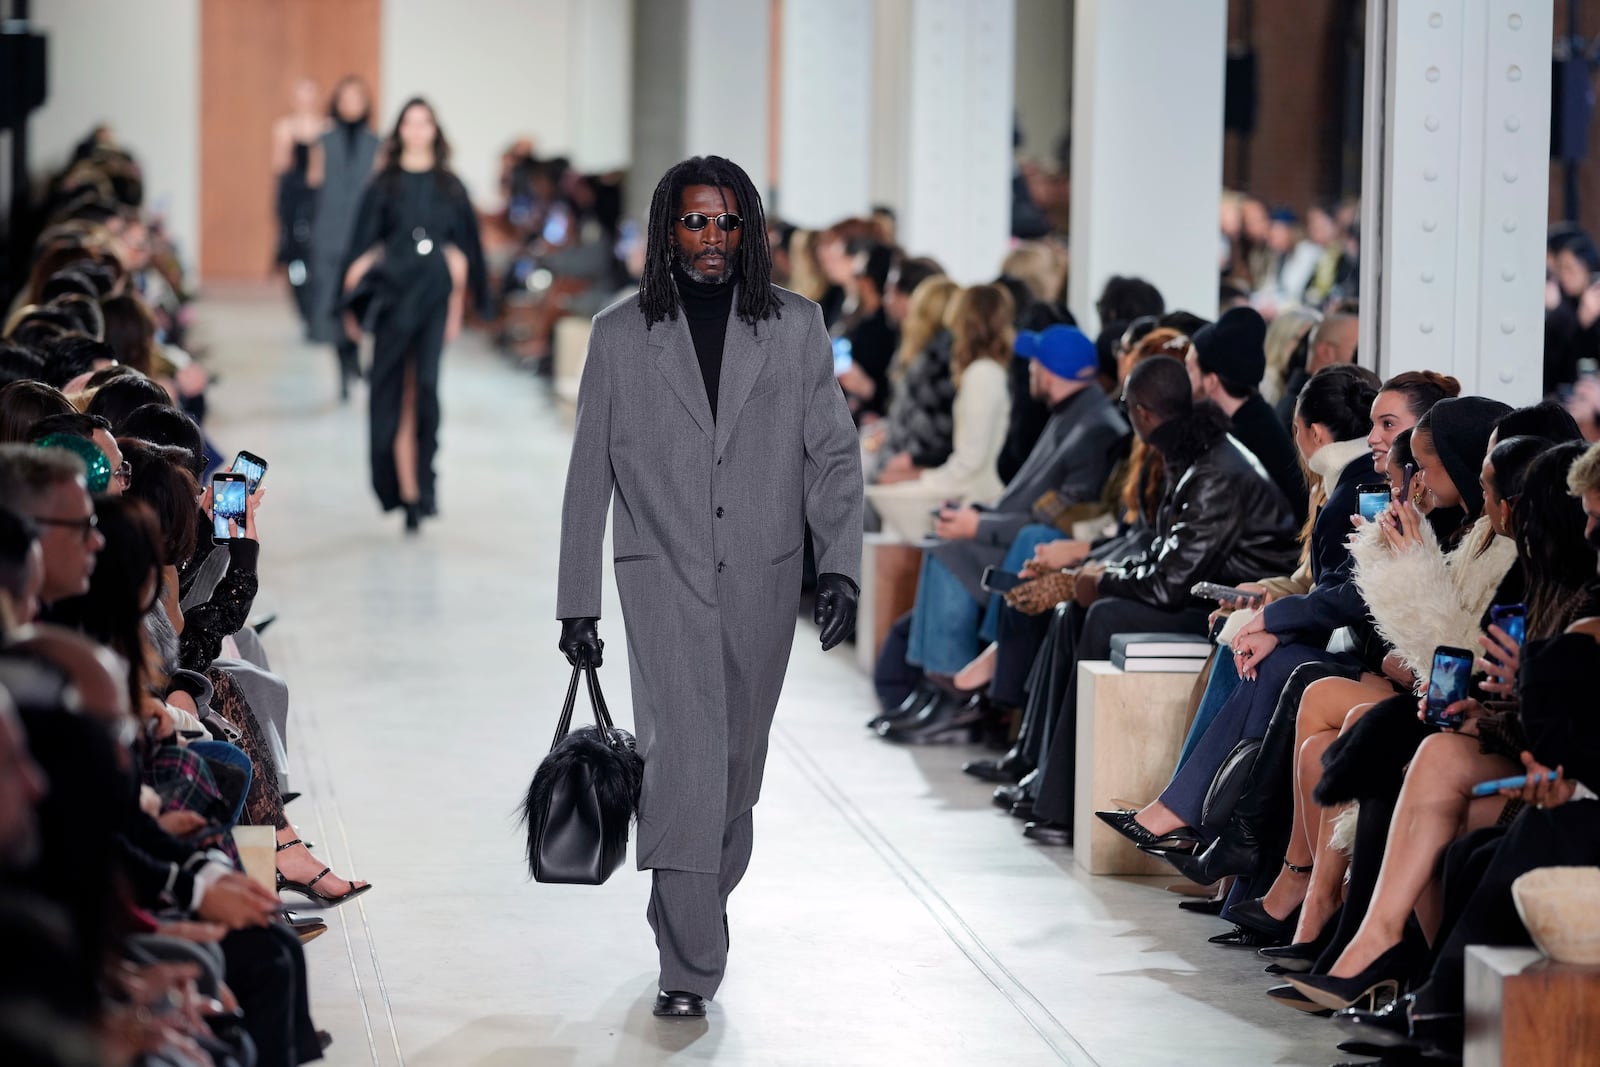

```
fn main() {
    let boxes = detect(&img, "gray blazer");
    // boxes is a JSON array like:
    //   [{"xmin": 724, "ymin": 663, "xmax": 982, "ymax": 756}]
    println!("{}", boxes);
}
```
[
  {"xmin": 557, "ymin": 285, "xmax": 863, "ymax": 873},
  {"xmin": 929, "ymin": 385, "xmax": 1128, "ymax": 598}
]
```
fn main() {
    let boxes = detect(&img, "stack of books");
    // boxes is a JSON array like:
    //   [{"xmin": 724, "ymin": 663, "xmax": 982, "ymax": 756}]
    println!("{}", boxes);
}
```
[{"xmin": 1108, "ymin": 632, "xmax": 1213, "ymax": 673}]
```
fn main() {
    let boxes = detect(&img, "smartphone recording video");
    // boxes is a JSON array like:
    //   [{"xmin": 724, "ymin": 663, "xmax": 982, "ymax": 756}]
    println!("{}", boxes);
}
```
[
  {"xmin": 230, "ymin": 451, "xmax": 269, "ymax": 494},
  {"xmin": 212, "ymin": 473, "xmax": 248, "ymax": 544},
  {"xmin": 1356, "ymin": 482, "xmax": 1389, "ymax": 523},
  {"xmin": 1423, "ymin": 646, "xmax": 1474, "ymax": 727}
]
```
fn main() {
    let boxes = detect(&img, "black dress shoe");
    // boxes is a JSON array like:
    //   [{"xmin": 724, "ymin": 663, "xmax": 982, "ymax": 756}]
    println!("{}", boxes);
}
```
[
  {"xmin": 652, "ymin": 990, "xmax": 707, "ymax": 1018},
  {"xmin": 992, "ymin": 769, "xmax": 1037, "ymax": 811},
  {"xmin": 868, "ymin": 684, "xmax": 938, "ymax": 731},
  {"xmin": 1022, "ymin": 819, "xmax": 1072, "ymax": 846},
  {"xmin": 962, "ymin": 745, "xmax": 1032, "ymax": 784},
  {"xmin": 1094, "ymin": 808, "xmax": 1194, "ymax": 850},
  {"xmin": 1208, "ymin": 925, "xmax": 1287, "ymax": 948},
  {"xmin": 1228, "ymin": 897, "xmax": 1299, "ymax": 941},
  {"xmin": 1265, "ymin": 982, "xmax": 1332, "ymax": 1016},
  {"xmin": 1287, "ymin": 942, "xmax": 1411, "ymax": 1012},
  {"xmin": 881, "ymin": 692, "xmax": 984, "ymax": 744},
  {"xmin": 1008, "ymin": 798, "xmax": 1036, "ymax": 821},
  {"xmin": 1335, "ymin": 994, "xmax": 1461, "ymax": 1054},
  {"xmin": 1178, "ymin": 896, "xmax": 1225, "ymax": 915}
]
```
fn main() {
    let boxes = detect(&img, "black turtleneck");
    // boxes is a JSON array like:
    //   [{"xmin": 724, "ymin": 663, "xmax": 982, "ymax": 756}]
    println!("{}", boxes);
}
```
[{"xmin": 674, "ymin": 266, "xmax": 736, "ymax": 419}]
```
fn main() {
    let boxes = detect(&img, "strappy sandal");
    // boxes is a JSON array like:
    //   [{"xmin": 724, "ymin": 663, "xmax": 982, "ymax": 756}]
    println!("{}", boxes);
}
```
[{"xmin": 275, "ymin": 838, "xmax": 372, "ymax": 908}]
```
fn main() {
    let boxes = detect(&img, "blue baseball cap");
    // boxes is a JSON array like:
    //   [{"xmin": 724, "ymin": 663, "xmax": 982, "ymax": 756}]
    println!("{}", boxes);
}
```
[{"xmin": 1014, "ymin": 324, "xmax": 1097, "ymax": 383}]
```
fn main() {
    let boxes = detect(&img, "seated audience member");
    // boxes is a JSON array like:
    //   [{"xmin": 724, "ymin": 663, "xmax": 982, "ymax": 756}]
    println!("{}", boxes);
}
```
[
  {"xmin": 0, "ymin": 446, "xmax": 103, "ymax": 609},
  {"xmin": 875, "ymin": 324, "xmax": 1127, "ymax": 743},
  {"xmin": 1289, "ymin": 441, "xmax": 1599, "ymax": 1024},
  {"xmin": 866, "ymin": 284, "xmax": 1015, "ymax": 531},
  {"xmin": 1012, "ymin": 355, "xmax": 1302, "ymax": 842},
  {"xmin": 1099, "ymin": 365, "xmax": 1380, "ymax": 852},
  {"xmin": 27, "ymin": 412, "xmax": 126, "ymax": 497},
  {"xmin": 997, "ymin": 300, "xmax": 1074, "ymax": 484},
  {"xmin": 40, "ymin": 336, "xmax": 118, "ymax": 393},
  {"xmin": 84, "ymin": 369, "xmax": 171, "ymax": 429},
  {"xmin": 1261, "ymin": 305, "xmax": 1321, "ymax": 406},
  {"xmin": 1186, "ymin": 307, "xmax": 1310, "ymax": 522},
  {"xmin": 1276, "ymin": 306, "xmax": 1359, "ymax": 429},
  {"xmin": 1543, "ymin": 226, "xmax": 1600, "ymax": 394},
  {"xmin": 0, "ymin": 381, "xmax": 76, "ymax": 444},
  {"xmin": 866, "ymin": 275, "xmax": 959, "ymax": 485},
  {"xmin": 836, "ymin": 244, "xmax": 900, "ymax": 424}
]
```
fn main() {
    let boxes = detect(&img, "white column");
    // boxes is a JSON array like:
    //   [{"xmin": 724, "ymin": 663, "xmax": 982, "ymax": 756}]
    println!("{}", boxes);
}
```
[
  {"xmin": 776, "ymin": 0, "xmax": 873, "ymax": 227},
  {"xmin": 869, "ymin": 0, "xmax": 912, "ymax": 214},
  {"xmin": 899, "ymin": 0, "xmax": 1015, "ymax": 284},
  {"xmin": 568, "ymin": 0, "xmax": 632, "ymax": 172},
  {"xmin": 1364, "ymin": 0, "xmax": 1551, "ymax": 404},
  {"xmin": 1067, "ymin": 0, "xmax": 1226, "ymax": 336},
  {"xmin": 684, "ymin": 0, "xmax": 772, "ymax": 194}
]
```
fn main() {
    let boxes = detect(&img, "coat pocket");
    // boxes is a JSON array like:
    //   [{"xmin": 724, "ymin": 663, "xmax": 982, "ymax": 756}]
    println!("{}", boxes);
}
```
[
  {"xmin": 769, "ymin": 544, "xmax": 803, "ymax": 566},
  {"xmin": 614, "ymin": 554, "xmax": 660, "ymax": 564}
]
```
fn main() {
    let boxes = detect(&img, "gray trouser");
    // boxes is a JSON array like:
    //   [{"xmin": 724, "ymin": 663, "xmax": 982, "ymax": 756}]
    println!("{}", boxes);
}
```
[{"xmin": 646, "ymin": 809, "xmax": 754, "ymax": 999}]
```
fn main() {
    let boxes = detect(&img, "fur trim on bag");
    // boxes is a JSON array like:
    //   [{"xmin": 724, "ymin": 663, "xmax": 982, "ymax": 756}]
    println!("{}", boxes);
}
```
[
  {"xmin": 1351, "ymin": 515, "xmax": 1516, "ymax": 688},
  {"xmin": 1329, "ymin": 802, "xmax": 1359, "ymax": 855}
]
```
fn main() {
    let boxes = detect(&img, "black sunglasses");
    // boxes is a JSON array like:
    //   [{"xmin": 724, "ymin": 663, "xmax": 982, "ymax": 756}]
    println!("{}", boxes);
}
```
[{"xmin": 679, "ymin": 212, "xmax": 742, "ymax": 233}]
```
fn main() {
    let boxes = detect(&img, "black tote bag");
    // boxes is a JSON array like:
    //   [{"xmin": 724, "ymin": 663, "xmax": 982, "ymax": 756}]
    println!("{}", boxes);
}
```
[{"xmin": 520, "ymin": 663, "xmax": 643, "ymax": 885}]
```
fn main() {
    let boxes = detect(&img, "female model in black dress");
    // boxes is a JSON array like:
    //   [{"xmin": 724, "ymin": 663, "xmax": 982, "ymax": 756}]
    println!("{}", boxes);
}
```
[
  {"xmin": 272, "ymin": 78, "xmax": 325, "ymax": 329},
  {"xmin": 342, "ymin": 98, "xmax": 489, "ymax": 532}
]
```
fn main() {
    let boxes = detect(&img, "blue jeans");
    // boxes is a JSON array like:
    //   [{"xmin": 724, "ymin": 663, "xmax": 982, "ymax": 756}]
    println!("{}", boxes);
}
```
[
  {"xmin": 907, "ymin": 555, "xmax": 981, "ymax": 675},
  {"xmin": 188, "ymin": 741, "xmax": 253, "ymax": 828},
  {"xmin": 1174, "ymin": 652, "xmax": 1239, "ymax": 771}
]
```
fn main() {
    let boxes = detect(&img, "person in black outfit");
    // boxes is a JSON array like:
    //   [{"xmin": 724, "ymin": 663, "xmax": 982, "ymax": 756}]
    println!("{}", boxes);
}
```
[
  {"xmin": 1019, "ymin": 356, "xmax": 1301, "ymax": 841},
  {"xmin": 343, "ymin": 99, "xmax": 490, "ymax": 532},
  {"xmin": 837, "ymin": 244, "xmax": 899, "ymax": 425},
  {"xmin": 1185, "ymin": 306, "xmax": 1309, "ymax": 523},
  {"xmin": 1544, "ymin": 228, "xmax": 1600, "ymax": 395}
]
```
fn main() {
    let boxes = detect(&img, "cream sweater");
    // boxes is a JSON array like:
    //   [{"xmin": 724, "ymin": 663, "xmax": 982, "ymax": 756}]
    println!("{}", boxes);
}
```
[{"xmin": 912, "ymin": 358, "xmax": 1011, "ymax": 501}]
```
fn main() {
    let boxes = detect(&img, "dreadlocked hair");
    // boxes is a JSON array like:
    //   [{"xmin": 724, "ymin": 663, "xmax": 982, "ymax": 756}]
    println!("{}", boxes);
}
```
[{"xmin": 639, "ymin": 156, "xmax": 780, "ymax": 328}]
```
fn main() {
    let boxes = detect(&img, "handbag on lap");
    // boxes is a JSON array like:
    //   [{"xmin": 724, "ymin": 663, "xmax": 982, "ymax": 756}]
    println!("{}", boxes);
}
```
[{"xmin": 520, "ymin": 663, "xmax": 643, "ymax": 885}]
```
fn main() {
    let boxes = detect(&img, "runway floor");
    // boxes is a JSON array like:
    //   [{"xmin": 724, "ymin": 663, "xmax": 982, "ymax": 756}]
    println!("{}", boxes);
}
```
[{"xmin": 197, "ymin": 286, "xmax": 1339, "ymax": 1066}]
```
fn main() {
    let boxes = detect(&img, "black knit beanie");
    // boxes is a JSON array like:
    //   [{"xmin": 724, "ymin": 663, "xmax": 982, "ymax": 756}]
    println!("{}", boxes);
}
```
[{"xmin": 1423, "ymin": 396, "xmax": 1513, "ymax": 518}]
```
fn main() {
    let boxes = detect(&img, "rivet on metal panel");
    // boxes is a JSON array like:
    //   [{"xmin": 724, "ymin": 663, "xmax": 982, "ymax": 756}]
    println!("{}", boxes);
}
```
[
  {"xmin": 1505, "ymin": 116, "xmax": 1521, "ymax": 133},
  {"xmin": 1420, "ymin": 319, "xmax": 1435, "ymax": 334},
  {"xmin": 1429, "ymin": 12, "xmax": 1443, "ymax": 28},
  {"xmin": 1425, "ymin": 115, "xmax": 1440, "ymax": 132},
  {"xmin": 1507, "ymin": 13, "xmax": 1522, "ymax": 30},
  {"xmin": 1500, "ymin": 319, "xmax": 1517, "ymax": 335},
  {"xmin": 1426, "ymin": 66, "xmax": 1440, "ymax": 82},
  {"xmin": 1507, "ymin": 65, "xmax": 1522, "ymax": 82}
]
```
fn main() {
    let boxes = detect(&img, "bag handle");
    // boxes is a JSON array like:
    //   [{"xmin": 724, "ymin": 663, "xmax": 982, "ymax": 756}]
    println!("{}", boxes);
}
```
[{"xmin": 549, "ymin": 662, "xmax": 621, "ymax": 751}]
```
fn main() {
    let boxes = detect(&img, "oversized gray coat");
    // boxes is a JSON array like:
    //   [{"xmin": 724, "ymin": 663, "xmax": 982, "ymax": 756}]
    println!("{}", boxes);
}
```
[{"xmin": 556, "ymin": 285, "xmax": 863, "ymax": 874}]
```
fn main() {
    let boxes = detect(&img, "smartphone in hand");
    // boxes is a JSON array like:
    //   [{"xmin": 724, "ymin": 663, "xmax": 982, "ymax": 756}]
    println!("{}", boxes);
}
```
[
  {"xmin": 981, "ymin": 566, "xmax": 1026, "ymax": 594},
  {"xmin": 230, "ymin": 450, "xmax": 269, "ymax": 494},
  {"xmin": 211, "ymin": 472, "xmax": 248, "ymax": 544},
  {"xmin": 1356, "ymin": 482, "xmax": 1389, "ymax": 523},
  {"xmin": 1470, "ymin": 771, "xmax": 1556, "ymax": 797},
  {"xmin": 1423, "ymin": 645, "xmax": 1475, "ymax": 727}
]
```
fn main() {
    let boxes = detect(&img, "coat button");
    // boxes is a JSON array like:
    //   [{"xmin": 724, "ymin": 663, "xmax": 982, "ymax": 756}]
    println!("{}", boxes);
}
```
[{"xmin": 716, "ymin": 507, "xmax": 725, "ymax": 518}]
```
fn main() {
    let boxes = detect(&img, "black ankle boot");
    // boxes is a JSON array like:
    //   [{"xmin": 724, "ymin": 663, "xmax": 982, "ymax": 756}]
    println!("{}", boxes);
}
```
[{"xmin": 403, "ymin": 502, "xmax": 422, "ymax": 534}]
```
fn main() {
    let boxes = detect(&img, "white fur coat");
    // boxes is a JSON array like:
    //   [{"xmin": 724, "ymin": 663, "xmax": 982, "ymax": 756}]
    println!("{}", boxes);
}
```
[{"xmin": 1350, "ymin": 515, "xmax": 1516, "ymax": 690}]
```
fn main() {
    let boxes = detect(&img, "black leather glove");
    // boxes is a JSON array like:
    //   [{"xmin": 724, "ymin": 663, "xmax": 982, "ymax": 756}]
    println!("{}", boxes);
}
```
[
  {"xmin": 558, "ymin": 617, "xmax": 603, "ymax": 667},
  {"xmin": 813, "ymin": 573, "xmax": 859, "ymax": 652}
]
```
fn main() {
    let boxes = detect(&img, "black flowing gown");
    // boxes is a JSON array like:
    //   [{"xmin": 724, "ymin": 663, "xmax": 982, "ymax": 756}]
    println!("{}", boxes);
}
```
[{"xmin": 343, "ymin": 169, "xmax": 490, "ymax": 513}]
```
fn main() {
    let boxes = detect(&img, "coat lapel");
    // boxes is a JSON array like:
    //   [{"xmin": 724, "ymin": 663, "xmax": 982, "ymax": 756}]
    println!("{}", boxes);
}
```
[
  {"xmin": 713, "ymin": 289, "xmax": 771, "ymax": 457},
  {"xmin": 649, "ymin": 313, "xmax": 715, "ymax": 441}
]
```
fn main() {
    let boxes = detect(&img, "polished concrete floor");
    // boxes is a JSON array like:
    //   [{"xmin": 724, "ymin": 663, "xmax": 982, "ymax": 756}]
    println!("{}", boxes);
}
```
[{"xmin": 197, "ymin": 287, "xmax": 1341, "ymax": 1066}]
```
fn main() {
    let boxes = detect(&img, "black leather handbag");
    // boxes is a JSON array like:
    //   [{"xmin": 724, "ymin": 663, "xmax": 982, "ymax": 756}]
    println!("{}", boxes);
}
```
[{"xmin": 520, "ymin": 663, "xmax": 643, "ymax": 885}]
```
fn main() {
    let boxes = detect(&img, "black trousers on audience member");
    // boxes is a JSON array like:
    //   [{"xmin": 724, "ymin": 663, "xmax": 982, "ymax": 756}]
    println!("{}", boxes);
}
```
[
  {"xmin": 990, "ymin": 601, "xmax": 1054, "ymax": 710},
  {"xmin": 646, "ymin": 809, "xmax": 753, "ymax": 999},
  {"xmin": 368, "ymin": 299, "xmax": 448, "ymax": 513},
  {"xmin": 1032, "ymin": 597, "xmax": 1213, "ymax": 827},
  {"xmin": 1016, "ymin": 603, "xmax": 1077, "ymax": 768},
  {"xmin": 222, "ymin": 922, "xmax": 322, "ymax": 1066},
  {"xmin": 1411, "ymin": 799, "xmax": 1600, "ymax": 1016}
]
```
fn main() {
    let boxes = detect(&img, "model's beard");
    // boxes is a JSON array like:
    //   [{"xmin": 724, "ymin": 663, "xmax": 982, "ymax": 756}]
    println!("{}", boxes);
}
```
[{"xmin": 675, "ymin": 243, "xmax": 734, "ymax": 285}]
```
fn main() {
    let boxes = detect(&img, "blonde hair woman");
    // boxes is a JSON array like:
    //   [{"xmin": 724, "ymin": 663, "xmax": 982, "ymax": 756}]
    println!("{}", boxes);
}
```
[
  {"xmin": 1262, "ymin": 305, "xmax": 1322, "ymax": 405},
  {"xmin": 867, "ymin": 284, "xmax": 1014, "ymax": 538},
  {"xmin": 868, "ymin": 276, "xmax": 961, "ymax": 485}
]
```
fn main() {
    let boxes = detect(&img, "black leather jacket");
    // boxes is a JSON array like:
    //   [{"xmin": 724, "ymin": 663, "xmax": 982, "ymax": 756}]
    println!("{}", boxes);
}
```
[{"xmin": 1098, "ymin": 404, "xmax": 1300, "ymax": 610}]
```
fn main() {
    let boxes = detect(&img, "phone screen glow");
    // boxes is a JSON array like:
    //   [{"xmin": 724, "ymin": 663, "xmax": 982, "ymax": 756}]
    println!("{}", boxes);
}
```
[{"xmin": 213, "ymin": 479, "xmax": 247, "ymax": 539}]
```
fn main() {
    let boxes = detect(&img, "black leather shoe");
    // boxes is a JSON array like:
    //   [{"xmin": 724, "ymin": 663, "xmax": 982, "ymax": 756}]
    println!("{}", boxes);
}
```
[
  {"xmin": 1259, "ymin": 933, "xmax": 1331, "ymax": 973},
  {"xmin": 1134, "ymin": 828, "xmax": 1202, "ymax": 856},
  {"xmin": 1022, "ymin": 819, "xmax": 1072, "ymax": 846},
  {"xmin": 962, "ymin": 745, "xmax": 1032, "ymax": 784},
  {"xmin": 1208, "ymin": 925, "xmax": 1286, "ymax": 948},
  {"xmin": 992, "ymin": 769, "xmax": 1037, "ymax": 811},
  {"xmin": 1334, "ymin": 994, "xmax": 1461, "ymax": 1054},
  {"xmin": 1008, "ymin": 798, "xmax": 1036, "ymax": 821},
  {"xmin": 868, "ymin": 683, "xmax": 938, "ymax": 731},
  {"xmin": 1095, "ymin": 808, "xmax": 1193, "ymax": 850},
  {"xmin": 881, "ymin": 693, "xmax": 984, "ymax": 744},
  {"xmin": 652, "ymin": 990, "xmax": 707, "ymax": 1018},
  {"xmin": 1177, "ymin": 896, "xmax": 1225, "ymax": 915},
  {"xmin": 1228, "ymin": 897, "xmax": 1299, "ymax": 941}
]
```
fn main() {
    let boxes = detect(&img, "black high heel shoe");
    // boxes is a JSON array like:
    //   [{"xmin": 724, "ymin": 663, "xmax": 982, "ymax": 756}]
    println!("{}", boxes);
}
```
[
  {"xmin": 1208, "ymin": 898, "xmax": 1299, "ymax": 947},
  {"xmin": 1287, "ymin": 941, "xmax": 1412, "ymax": 1012},
  {"xmin": 403, "ymin": 502, "xmax": 422, "ymax": 534},
  {"xmin": 1095, "ymin": 809, "xmax": 1197, "ymax": 851}
]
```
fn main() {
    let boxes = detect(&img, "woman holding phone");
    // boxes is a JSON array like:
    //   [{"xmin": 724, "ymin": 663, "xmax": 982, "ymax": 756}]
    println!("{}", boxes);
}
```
[{"xmin": 342, "ymin": 98, "xmax": 489, "ymax": 533}]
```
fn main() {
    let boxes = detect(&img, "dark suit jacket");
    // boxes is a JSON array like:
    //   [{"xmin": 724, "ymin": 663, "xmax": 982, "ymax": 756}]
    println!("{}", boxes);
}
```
[{"xmin": 1230, "ymin": 393, "xmax": 1309, "ymax": 524}]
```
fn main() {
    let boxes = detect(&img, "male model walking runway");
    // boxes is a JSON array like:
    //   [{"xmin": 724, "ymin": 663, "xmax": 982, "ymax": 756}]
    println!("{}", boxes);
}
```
[{"xmin": 556, "ymin": 155, "xmax": 863, "ymax": 1018}]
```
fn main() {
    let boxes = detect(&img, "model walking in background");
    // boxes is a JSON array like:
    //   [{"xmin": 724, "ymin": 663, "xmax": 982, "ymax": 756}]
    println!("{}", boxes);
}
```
[
  {"xmin": 271, "ymin": 79, "xmax": 325, "ymax": 331},
  {"xmin": 308, "ymin": 76, "xmax": 381, "ymax": 401},
  {"xmin": 342, "ymin": 97, "xmax": 488, "ymax": 532}
]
